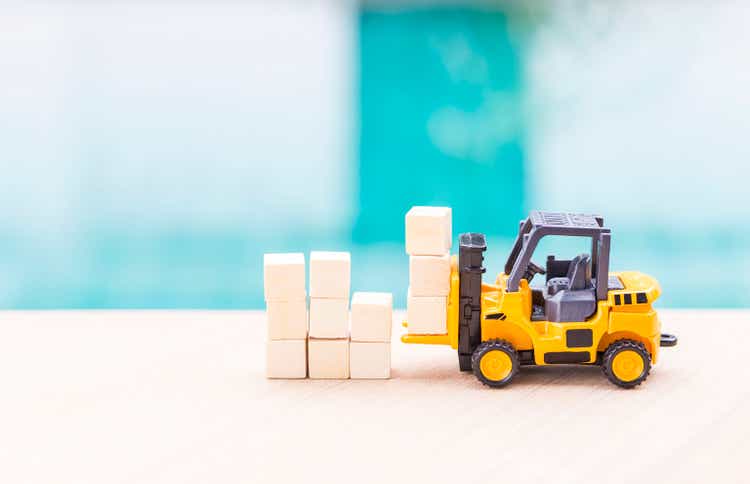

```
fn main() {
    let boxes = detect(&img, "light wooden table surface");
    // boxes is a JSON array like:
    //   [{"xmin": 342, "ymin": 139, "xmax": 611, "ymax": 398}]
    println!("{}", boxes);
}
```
[{"xmin": 0, "ymin": 310, "xmax": 747, "ymax": 484}]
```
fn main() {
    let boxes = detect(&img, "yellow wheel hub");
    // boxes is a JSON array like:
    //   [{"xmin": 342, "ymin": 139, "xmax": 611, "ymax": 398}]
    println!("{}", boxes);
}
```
[
  {"xmin": 611, "ymin": 350, "xmax": 645, "ymax": 382},
  {"xmin": 479, "ymin": 350, "xmax": 512, "ymax": 381}
]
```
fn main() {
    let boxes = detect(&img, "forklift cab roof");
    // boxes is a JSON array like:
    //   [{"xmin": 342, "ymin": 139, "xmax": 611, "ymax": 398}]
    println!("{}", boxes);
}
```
[
  {"xmin": 528, "ymin": 211, "xmax": 606, "ymax": 232},
  {"xmin": 504, "ymin": 211, "xmax": 612, "ymax": 300}
]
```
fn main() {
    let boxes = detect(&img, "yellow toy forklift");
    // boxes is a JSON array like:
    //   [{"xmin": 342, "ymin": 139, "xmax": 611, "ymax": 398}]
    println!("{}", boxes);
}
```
[{"xmin": 403, "ymin": 211, "xmax": 677, "ymax": 388}]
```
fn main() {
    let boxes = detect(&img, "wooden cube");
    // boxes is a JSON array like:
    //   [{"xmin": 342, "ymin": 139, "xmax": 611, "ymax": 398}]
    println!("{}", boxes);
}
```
[
  {"xmin": 350, "ymin": 292, "xmax": 392, "ymax": 342},
  {"xmin": 308, "ymin": 298, "xmax": 349, "ymax": 339},
  {"xmin": 263, "ymin": 253, "xmax": 306, "ymax": 301},
  {"xmin": 266, "ymin": 298, "xmax": 307, "ymax": 340},
  {"xmin": 308, "ymin": 338, "xmax": 349, "ymax": 379},
  {"xmin": 405, "ymin": 206, "xmax": 452, "ymax": 256},
  {"xmin": 309, "ymin": 251, "xmax": 351, "ymax": 298},
  {"xmin": 409, "ymin": 254, "xmax": 451, "ymax": 296},
  {"xmin": 406, "ymin": 290, "xmax": 447, "ymax": 335},
  {"xmin": 266, "ymin": 339, "xmax": 307, "ymax": 379},
  {"xmin": 350, "ymin": 342, "xmax": 391, "ymax": 379}
]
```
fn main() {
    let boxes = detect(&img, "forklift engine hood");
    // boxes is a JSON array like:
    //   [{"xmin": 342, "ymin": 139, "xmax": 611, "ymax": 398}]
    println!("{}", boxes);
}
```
[{"xmin": 609, "ymin": 271, "xmax": 661, "ymax": 306}]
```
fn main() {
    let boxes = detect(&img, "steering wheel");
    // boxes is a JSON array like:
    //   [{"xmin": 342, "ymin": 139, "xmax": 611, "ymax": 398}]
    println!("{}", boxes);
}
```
[{"xmin": 523, "ymin": 260, "xmax": 546, "ymax": 282}]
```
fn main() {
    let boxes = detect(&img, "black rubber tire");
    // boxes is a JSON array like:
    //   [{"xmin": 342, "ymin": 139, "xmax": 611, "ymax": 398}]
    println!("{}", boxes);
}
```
[
  {"xmin": 471, "ymin": 339, "xmax": 520, "ymax": 388},
  {"xmin": 602, "ymin": 339, "xmax": 651, "ymax": 389}
]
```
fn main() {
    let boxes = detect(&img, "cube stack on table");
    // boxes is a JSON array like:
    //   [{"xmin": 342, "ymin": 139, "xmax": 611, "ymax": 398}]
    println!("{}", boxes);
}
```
[
  {"xmin": 350, "ymin": 292, "xmax": 393, "ymax": 379},
  {"xmin": 405, "ymin": 206, "xmax": 452, "ymax": 335},
  {"xmin": 264, "ymin": 253, "xmax": 308, "ymax": 379},
  {"xmin": 308, "ymin": 251, "xmax": 351, "ymax": 379},
  {"xmin": 264, "ymin": 251, "xmax": 393, "ymax": 380}
]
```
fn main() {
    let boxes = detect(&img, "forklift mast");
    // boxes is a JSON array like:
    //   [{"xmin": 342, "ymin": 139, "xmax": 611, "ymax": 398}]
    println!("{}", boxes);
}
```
[{"xmin": 457, "ymin": 233, "xmax": 486, "ymax": 371}]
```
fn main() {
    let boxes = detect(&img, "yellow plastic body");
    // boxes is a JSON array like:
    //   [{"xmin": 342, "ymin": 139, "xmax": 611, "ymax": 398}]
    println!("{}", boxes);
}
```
[{"xmin": 402, "ymin": 267, "xmax": 662, "ymax": 366}]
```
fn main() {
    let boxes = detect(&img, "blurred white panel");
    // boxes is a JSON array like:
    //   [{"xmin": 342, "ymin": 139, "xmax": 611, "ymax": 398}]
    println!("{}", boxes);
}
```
[
  {"xmin": 524, "ymin": 1, "xmax": 750, "ymax": 228},
  {"xmin": 0, "ymin": 1, "xmax": 354, "ymax": 233},
  {"xmin": 0, "ymin": 7, "xmax": 78, "ymax": 235}
]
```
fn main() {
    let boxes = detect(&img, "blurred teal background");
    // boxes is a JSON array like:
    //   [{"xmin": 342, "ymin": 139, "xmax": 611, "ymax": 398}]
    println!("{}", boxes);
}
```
[{"xmin": 0, "ymin": 2, "xmax": 748, "ymax": 309}]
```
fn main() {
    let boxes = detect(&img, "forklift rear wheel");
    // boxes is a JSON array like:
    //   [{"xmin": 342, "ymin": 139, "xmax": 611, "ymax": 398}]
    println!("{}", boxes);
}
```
[
  {"xmin": 602, "ymin": 339, "xmax": 651, "ymax": 388},
  {"xmin": 471, "ymin": 339, "xmax": 519, "ymax": 388}
]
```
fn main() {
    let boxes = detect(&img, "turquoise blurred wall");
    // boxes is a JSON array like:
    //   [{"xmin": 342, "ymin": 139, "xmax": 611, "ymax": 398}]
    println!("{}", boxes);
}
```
[
  {"xmin": 0, "ymin": 2, "xmax": 748, "ymax": 308},
  {"xmin": 356, "ymin": 9, "xmax": 525, "ymax": 242}
]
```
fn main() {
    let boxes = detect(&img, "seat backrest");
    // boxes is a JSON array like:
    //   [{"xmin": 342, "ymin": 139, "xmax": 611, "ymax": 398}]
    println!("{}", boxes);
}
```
[
  {"xmin": 546, "ymin": 255, "xmax": 572, "ymax": 282},
  {"xmin": 567, "ymin": 254, "xmax": 592, "ymax": 290}
]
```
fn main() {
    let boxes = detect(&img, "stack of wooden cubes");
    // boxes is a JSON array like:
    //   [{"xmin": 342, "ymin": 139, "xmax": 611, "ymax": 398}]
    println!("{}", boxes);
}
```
[
  {"xmin": 264, "ymin": 253, "xmax": 308, "ymax": 378},
  {"xmin": 264, "ymin": 250, "xmax": 392, "ymax": 380},
  {"xmin": 350, "ymin": 292, "xmax": 393, "ymax": 379},
  {"xmin": 405, "ymin": 206, "xmax": 452, "ymax": 335},
  {"xmin": 308, "ymin": 251, "xmax": 351, "ymax": 379}
]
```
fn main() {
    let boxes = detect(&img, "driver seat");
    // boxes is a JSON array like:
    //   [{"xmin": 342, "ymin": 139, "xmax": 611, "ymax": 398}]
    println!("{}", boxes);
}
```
[{"xmin": 544, "ymin": 254, "xmax": 596, "ymax": 322}]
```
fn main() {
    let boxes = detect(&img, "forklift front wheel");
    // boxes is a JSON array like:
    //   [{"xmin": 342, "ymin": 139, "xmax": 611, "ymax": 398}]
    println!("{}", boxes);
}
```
[{"xmin": 471, "ymin": 339, "xmax": 519, "ymax": 388}]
